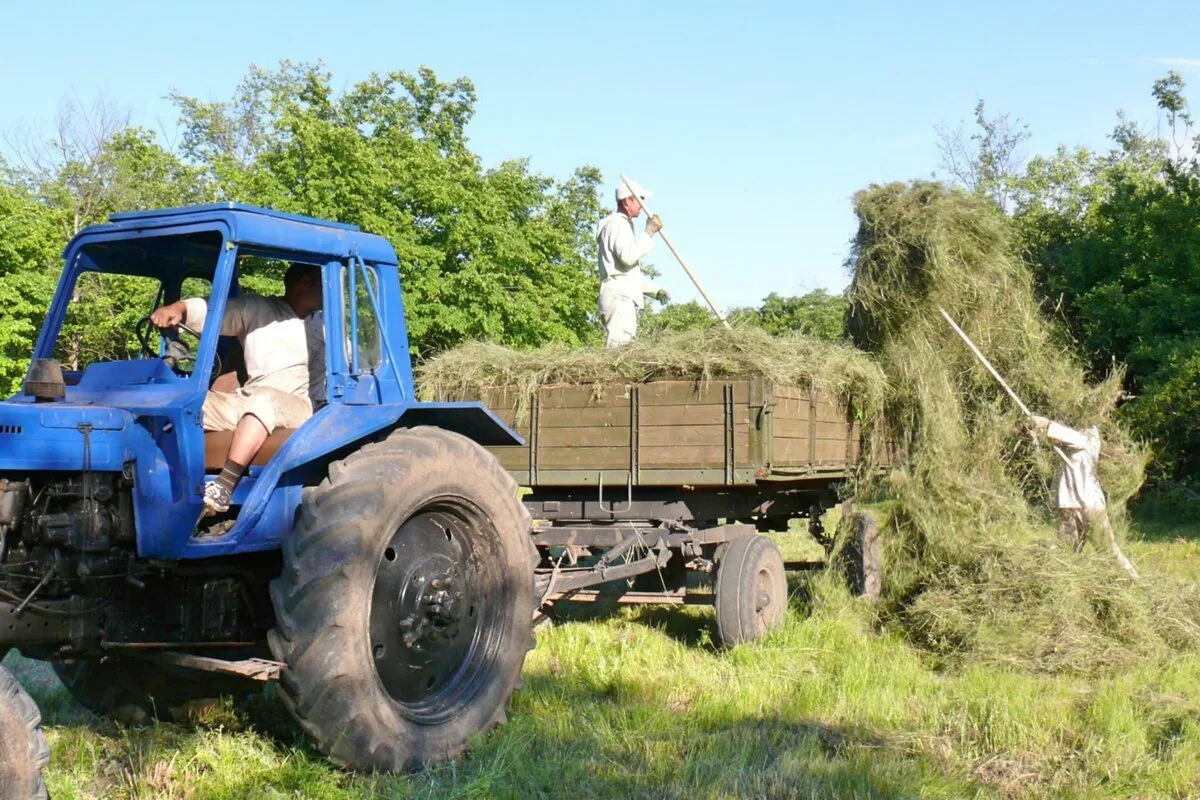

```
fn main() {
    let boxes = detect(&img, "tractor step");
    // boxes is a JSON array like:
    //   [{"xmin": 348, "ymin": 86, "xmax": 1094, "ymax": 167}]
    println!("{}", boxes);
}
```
[{"xmin": 134, "ymin": 651, "xmax": 284, "ymax": 681}]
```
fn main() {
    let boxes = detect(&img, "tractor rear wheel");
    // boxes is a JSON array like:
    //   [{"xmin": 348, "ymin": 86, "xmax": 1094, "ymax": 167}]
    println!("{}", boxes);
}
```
[
  {"xmin": 714, "ymin": 534, "xmax": 787, "ymax": 646},
  {"xmin": 268, "ymin": 426, "xmax": 537, "ymax": 772},
  {"xmin": 0, "ymin": 664, "xmax": 49, "ymax": 800}
]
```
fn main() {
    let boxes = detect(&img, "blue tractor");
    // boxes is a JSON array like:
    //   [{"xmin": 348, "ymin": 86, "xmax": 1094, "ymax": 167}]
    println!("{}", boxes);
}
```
[{"xmin": 0, "ymin": 203, "xmax": 538, "ymax": 795}]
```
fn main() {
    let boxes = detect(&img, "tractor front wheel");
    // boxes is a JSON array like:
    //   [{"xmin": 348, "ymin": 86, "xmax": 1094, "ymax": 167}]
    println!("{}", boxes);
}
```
[{"xmin": 0, "ymin": 664, "xmax": 49, "ymax": 800}]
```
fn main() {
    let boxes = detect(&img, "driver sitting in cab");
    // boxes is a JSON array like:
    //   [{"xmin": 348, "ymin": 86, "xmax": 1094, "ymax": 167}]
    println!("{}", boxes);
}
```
[{"xmin": 150, "ymin": 263, "xmax": 324, "ymax": 517}]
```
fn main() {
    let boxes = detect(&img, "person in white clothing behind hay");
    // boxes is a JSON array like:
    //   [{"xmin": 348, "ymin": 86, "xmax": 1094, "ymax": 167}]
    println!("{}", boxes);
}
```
[
  {"xmin": 595, "ymin": 179, "xmax": 670, "ymax": 347},
  {"xmin": 1028, "ymin": 414, "xmax": 1139, "ymax": 578}
]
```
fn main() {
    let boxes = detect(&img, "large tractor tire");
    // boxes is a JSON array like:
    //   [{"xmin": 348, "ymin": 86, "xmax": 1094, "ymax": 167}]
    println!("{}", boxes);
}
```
[
  {"xmin": 268, "ymin": 426, "xmax": 537, "ymax": 772},
  {"xmin": 0, "ymin": 664, "xmax": 49, "ymax": 800},
  {"xmin": 54, "ymin": 657, "xmax": 251, "ymax": 725},
  {"xmin": 714, "ymin": 534, "xmax": 787, "ymax": 647}
]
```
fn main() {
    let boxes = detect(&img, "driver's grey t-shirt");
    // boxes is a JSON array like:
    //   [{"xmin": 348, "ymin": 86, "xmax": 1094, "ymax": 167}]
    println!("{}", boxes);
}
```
[{"xmin": 184, "ymin": 295, "xmax": 313, "ymax": 399}]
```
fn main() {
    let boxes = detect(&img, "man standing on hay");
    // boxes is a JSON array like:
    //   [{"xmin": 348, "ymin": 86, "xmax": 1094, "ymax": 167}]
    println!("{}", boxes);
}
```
[
  {"xmin": 596, "ymin": 178, "xmax": 669, "ymax": 347},
  {"xmin": 1027, "ymin": 414, "xmax": 1139, "ymax": 578}
]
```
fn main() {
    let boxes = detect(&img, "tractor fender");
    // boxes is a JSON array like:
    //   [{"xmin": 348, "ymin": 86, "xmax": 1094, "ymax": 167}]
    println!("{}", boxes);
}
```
[{"xmin": 177, "ymin": 402, "xmax": 521, "ymax": 558}]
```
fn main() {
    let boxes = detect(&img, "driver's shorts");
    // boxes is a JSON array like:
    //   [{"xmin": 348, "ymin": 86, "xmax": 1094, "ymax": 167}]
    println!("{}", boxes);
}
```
[{"xmin": 202, "ymin": 386, "xmax": 313, "ymax": 435}]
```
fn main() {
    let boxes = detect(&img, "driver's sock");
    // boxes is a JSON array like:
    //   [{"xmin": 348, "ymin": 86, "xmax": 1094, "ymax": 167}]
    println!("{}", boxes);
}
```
[{"xmin": 216, "ymin": 460, "xmax": 248, "ymax": 497}]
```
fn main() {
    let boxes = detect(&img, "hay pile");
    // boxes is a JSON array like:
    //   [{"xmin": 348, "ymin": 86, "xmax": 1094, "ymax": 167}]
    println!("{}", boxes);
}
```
[
  {"xmin": 417, "ymin": 326, "xmax": 887, "ymax": 420},
  {"xmin": 848, "ymin": 181, "xmax": 1200, "ymax": 673}
]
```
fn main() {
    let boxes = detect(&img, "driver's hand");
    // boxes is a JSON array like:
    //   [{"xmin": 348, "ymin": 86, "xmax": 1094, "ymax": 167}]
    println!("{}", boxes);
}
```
[{"xmin": 150, "ymin": 302, "xmax": 186, "ymax": 330}]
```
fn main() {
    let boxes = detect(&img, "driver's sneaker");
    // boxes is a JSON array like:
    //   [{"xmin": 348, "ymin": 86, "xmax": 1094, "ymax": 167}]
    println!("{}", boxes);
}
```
[{"xmin": 202, "ymin": 481, "xmax": 231, "ymax": 517}]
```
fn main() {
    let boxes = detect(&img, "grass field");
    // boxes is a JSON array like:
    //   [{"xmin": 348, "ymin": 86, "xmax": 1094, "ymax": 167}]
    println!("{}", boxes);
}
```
[{"xmin": 7, "ymin": 508, "xmax": 1200, "ymax": 799}]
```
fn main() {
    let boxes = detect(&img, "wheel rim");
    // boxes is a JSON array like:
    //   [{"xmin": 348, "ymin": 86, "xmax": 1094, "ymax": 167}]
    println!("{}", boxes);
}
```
[
  {"xmin": 753, "ymin": 566, "xmax": 776, "ymax": 631},
  {"xmin": 369, "ymin": 499, "xmax": 507, "ymax": 722}
]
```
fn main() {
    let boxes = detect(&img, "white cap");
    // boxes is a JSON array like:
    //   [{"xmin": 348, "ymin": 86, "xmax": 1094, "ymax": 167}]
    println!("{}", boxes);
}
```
[{"xmin": 616, "ymin": 178, "xmax": 651, "ymax": 203}]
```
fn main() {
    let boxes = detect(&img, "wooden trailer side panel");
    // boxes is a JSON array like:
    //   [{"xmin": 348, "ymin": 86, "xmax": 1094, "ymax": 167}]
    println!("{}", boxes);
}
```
[
  {"xmin": 764, "ymin": 385, "xmax": 862, "ymax": 475},
  {"xmin": 476, "ymin": 378, "xmax": 866, "ymax": 487}
]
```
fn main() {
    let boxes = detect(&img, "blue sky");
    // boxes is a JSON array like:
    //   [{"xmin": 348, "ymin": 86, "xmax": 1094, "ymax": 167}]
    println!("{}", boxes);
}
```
[{"xmin": 1, "ymin": 0, "xmax": 1197, "ymax": 310}]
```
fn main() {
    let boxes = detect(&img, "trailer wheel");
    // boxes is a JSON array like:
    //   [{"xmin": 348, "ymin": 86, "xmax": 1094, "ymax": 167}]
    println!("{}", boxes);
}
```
[
  {"xmin": 0, "ymin": 664, "xmax": 49, "ymax": 800},
  {"xmin": 714, "ymin": 534, "xmax": 787, "ymax": 646},
  {"xmin": 268, "ymin": 426, "xmax": 537, "ymax": 772},
  {"xmin": 54, "ymin": 657, "xmax": 250, "ymax": 725},
  {"xmin": 837, "ymin": 512, "xmax": 882, "ymax": 601}
]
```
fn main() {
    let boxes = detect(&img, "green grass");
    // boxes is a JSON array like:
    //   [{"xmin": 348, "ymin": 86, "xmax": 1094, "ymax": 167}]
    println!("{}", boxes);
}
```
[{"xmin": 7, "ymin": 509, "xmax": 1200, "ymax": 799}]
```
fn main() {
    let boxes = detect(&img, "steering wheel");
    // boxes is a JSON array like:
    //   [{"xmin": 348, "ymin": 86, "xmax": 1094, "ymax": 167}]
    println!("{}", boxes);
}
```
[{"xmin": 135, "ymin": 316, "xmax": 221, "ymax": 384}]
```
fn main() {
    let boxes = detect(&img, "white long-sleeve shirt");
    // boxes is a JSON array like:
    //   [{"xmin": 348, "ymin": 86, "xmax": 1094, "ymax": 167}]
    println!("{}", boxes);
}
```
[
  {"xmin": 184, "ymin": 295, "xmax": 315, "ymax": 398},
  {"xmin": 596, "ymin": 211, "xmax": 661, "ymax": 315},
  {"xmin": 1044, "ymin": 421, "xmax": 1106, "ymax": 512}
]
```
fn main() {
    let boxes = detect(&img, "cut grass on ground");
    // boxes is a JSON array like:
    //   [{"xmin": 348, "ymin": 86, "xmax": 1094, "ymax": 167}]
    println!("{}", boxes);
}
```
[{"xmin": 5, "ymin": 509, "xmax": 1200, "ymax": 799}]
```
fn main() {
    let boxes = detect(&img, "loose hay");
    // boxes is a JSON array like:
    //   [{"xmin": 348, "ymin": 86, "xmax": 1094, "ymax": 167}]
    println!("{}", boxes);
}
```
[
  {"xmin": 848, "ymin": 181, "xmax": 1200, "ymax": 673},
  {"xmin": 417, "ymin": 326, "xmax": 888, "ymax": 422}
]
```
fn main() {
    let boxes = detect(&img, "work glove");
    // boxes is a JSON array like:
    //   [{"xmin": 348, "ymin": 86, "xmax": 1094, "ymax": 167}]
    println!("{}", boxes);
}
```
[
  {"xmin": 645, "ymin": 214, "xmax": 664, "ymax": 237},
  {"xmin": 652, "ymin": 288, "xmax": 670, "ymax": 304}
]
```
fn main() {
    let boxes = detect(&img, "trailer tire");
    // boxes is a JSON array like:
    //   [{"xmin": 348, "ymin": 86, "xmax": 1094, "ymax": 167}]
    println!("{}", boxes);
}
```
[
  {"xmin": 837, "ymin": 512, "xmax": 882, "ymax": 601},
  {"xmin": 714, "ymin": 534, "xmax": 787, "ymax": 646},
  {"xmin": 0, "ymin": 664, "xmax": 49, "ymax": 800},
  {"xmin": 268, "ymin": 426, "xmax": 536, "ymax": 772}
]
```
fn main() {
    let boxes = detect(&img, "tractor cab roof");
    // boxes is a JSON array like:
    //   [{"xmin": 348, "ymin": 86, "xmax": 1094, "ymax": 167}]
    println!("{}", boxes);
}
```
[{"xmin": 71, "ymin": 202, "xmax": 399, "ymax": 267}]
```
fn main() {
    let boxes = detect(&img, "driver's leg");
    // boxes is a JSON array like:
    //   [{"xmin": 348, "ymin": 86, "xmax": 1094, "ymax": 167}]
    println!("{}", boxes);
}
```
[
  {"xmin": 204, "ymin": 413, "xmax": 268, "ymax": 517},
  {"xmin": 201, "ymin": 390, "xmax": 240, "ymax": 432},
  {"xmin": 203, "ymin": 388, "xmax": 310, "ymax": 516},
  {"xmin": 226, "ymin": 413, "xmax": 271, "ymax": 467}
]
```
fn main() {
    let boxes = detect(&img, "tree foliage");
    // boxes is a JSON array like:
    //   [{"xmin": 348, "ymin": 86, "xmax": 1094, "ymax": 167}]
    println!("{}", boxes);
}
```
[
  {"xmin": 0, "ymin": 62, "xmax": 610, "ymax": 397},
  {"xmin": 169, "ymin": 62, "xmax": 604, "ymax": 357},
  {"xmin": 936, "ymin": 100, "xmax": 1031, "ymax": 212},
  {"xmin": 640, "ymin": 290, "xmax": 849, "ymax": 341}
]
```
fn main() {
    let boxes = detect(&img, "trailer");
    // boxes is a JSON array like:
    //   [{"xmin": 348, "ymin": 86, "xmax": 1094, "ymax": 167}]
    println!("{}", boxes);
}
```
[{"xmin": 449, "ymin": 376, "xmax": 894, "ymax": 646}]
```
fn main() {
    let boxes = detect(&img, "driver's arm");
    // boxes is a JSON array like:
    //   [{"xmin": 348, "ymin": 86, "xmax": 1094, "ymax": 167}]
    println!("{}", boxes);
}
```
[{"xmin": 176, "ymin": 297, "xmax": 253, "ymax": 338}]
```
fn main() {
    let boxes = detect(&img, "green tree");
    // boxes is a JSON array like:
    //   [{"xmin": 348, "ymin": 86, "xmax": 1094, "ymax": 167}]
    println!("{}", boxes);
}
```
[
  {"xmin": 639, "ymin": 300, "xmax": 718, "ymax": 335},
  {"xmin": 0, "ymin": 177, "xmax": 62, "ymax": 393},
  {"xmin": 641, "ymin": 290, "xmax": 848, "ymax": 340},
  {"xmin": 936, "ymin": 100, "xmax": 1031, "ymax": 211},
  {"xmin": 0, "ymin": 97, "xmax": 217, "ymax": 391},
  {"xmin": 752, "ymin": 290, "xmax": 847, "ymax": 339},
  {"xmin": 170, "ymin": 62, "xmax": 603, "ymax": 357}
]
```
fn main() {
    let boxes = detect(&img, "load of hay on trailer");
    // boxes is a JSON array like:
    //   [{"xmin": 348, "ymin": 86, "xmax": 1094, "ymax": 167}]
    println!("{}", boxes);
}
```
[{"xmin": 418, "ymin": 327, "xmax": 895, "ymax": 646}]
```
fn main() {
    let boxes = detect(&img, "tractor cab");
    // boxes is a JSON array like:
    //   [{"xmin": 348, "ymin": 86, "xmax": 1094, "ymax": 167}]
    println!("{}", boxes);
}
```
[{"xmin": 0, "ymin": 203, "xmax": 431, "ymax": 560}]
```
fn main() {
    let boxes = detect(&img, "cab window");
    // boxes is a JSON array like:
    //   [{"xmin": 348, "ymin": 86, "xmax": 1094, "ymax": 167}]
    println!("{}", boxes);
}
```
[
  {"xmin": 53, "ymin": 271, "xmax": 162, "ymax": 370},
  {"xmin": 341, "ymin": 264, "xmax": 382, "ymax": 373}
]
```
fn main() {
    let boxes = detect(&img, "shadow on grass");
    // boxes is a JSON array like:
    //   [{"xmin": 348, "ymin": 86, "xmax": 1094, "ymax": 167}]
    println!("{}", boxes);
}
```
[
  {"xmin": 1130, "ymin": 515, "xmax": 1200, "ymax": 544},
  {"xmin": 541, "ymin": 567, "xmax": 824, "ymax": 652},
  {"xmin": 390, "ymin": 670, "xmax": 964, "ymax": 800},
  {"xmin": 542, "ymin": 591, "xmax": 720, "ymax": 650},
  {"xmin": 1129, "ymin": 493, "xmax": 1200, "ymax": 543},
  {"xmin": 198, "ymin": 669, "xmax": 963, "ymax": 800},
  {"xmin": 4, "ymin": 640, "xmax": 982, "ymax": 799}
]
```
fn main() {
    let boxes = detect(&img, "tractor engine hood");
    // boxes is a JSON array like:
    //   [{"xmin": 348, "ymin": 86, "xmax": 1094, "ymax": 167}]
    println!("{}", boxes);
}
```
[{"xmin": 0, "ymin": 402, "xmax": 142, "ymax": 472}]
